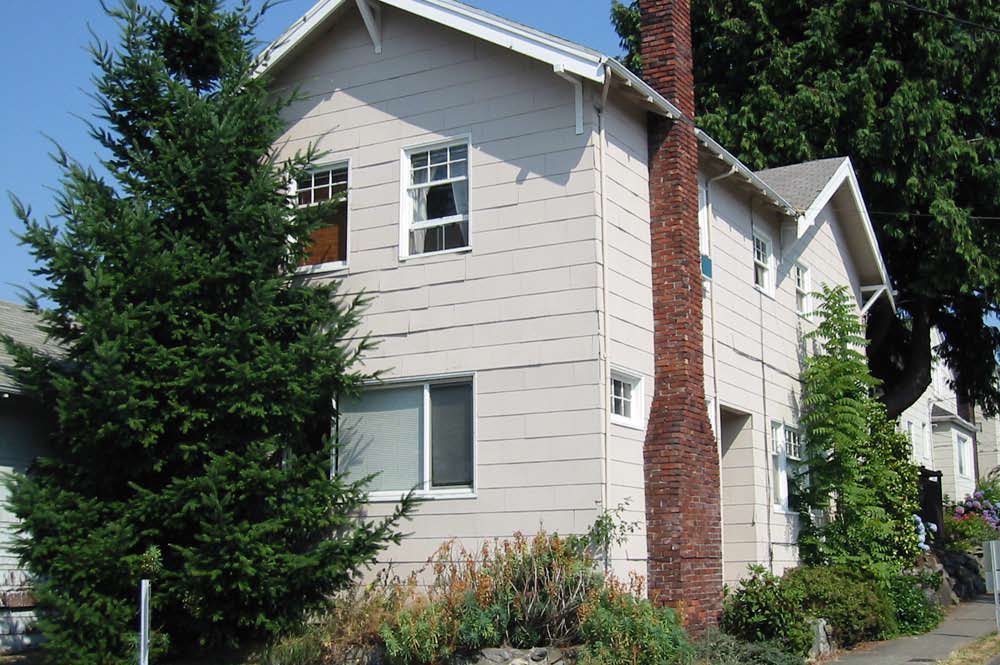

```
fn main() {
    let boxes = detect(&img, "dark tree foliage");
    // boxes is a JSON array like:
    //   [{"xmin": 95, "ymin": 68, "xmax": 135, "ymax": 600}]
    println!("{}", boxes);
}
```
[
  {"xmin": 611, "ymin": 0, "xmax": 1000, "ymax": 418},
  {"xmin": 3, "ymin": 1, "xmax": 414, "ymax": 662}
]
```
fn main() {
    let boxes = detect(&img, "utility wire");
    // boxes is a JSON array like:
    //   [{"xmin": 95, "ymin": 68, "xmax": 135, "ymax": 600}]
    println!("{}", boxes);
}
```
[
  {"xmin": 884, "ymin": 0, "xmax": 1000, "ymax": 35},
  {"xmin": 868, "ymin": 210, "xmax": 1000, "ymax": 221}
]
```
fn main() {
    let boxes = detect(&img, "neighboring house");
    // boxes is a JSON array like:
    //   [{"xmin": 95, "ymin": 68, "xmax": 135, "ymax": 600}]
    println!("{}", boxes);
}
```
[
  {"xmin": 976, "ymin": 404, "xmax": 1000, "ymax": 479},
  {"xmin": 899, "ymin": 334, "xmax": 977, "ymax": 502},
  {"xmin": 0, "ymin": 300, "xmax": 56, "ymax": 653},
  {"xmin": 699, "ymin": 152, "xmax": 893, "ymax": 582},
  {"xmin": 259, "ymin": 0, "xmax": 895, "ymax": 622}
]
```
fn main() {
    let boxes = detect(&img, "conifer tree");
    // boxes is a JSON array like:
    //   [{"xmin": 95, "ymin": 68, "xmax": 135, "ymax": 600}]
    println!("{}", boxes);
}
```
[{"xmin": 3, "ymin": 1, "xmax": 413, "ymax": 662}]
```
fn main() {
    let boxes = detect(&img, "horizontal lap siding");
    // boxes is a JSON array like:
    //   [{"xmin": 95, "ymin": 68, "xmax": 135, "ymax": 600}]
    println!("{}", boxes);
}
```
[
  {"xmin": 705, "ymin": 176, "xmax": 865, "ymax": 583},
  {"xmin": 270, "ymin": 6, "xmax": 604, "ymax": 572},
  {"xmin": 602, "ymin": 98, "xmax": 653, "ymax": 581}
]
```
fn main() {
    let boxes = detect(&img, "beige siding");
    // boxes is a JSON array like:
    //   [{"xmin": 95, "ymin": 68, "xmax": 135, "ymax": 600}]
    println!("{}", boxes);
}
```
[
  {"xmin": 703, "ymin": 172, "xmax": 868, "ymax": 583},
  {"xmin": 270, "ymin": 5, "xmax": 606, "ymax": 576},
  {"xmin": 601, "ymin": 95, "xmax": 653, "ymax": 580}
]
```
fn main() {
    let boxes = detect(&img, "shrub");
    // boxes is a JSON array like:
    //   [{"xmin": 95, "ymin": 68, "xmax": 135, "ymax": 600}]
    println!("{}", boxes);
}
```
[
  {"xmin": 941, "ymin": 513, "xmax": 998, "ymax": 553},
  {"xmin": 782, "ymin": 566, "xmax": 896, "ymax": 648},
  {"xmin": 886, "ymin": 573, "xmax": 943, "ymax": 635},
  {"xmin": 720, "ymin": 566, "xmax": 812, "ymax": 656},
  {"xmin": 693, "ymin": 629, "xmax": 806, "ymax": 665},
  {"xmin": 578, "ymin": 582, "xmax": 691, "ymax": 665},
  {"xmin": 380, "ymin": 600, "xmax": 457, "ymax": 665}
]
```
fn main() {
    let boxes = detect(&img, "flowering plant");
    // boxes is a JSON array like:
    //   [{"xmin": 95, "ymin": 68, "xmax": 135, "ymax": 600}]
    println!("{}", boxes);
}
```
[{"xmin": 953, "ymin": 490, "xmax": 1000, "ymax": 529}]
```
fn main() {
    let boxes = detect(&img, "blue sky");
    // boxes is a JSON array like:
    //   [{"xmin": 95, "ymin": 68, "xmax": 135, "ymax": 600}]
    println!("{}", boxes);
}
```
[{"xmin": 0, "ymin": 0, "xmax": 623, "ymax": 303}]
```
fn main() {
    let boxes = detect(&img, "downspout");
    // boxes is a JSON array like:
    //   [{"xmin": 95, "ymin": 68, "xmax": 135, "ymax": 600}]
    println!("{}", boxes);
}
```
[
  {"xmin": 597, "ymin": 68, "xmax": 613, "ymax": 534},
  {"xmin": 705, "ymin": 165, "xmax": 737, "ymax": 571},
  {"xmin": 749, "ymin": 197, "xmax": 775, "ymax": 573}
]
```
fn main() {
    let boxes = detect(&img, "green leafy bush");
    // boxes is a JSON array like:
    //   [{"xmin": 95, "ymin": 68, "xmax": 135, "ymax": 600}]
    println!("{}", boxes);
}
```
[
  {"xmin": 720, "ymin": 566, "xmax": 812, "ymax": 656},
  {"xmin": 942, "ymin": 513, "xmax": 998, "ymax": 553},
  {"xmin": 782, "ymin": 566, "xmax": 896, "ymax": 648},
  {"xmin": 887, "ymin": 574, "xmax": 943, "ymax": 635},
  {"xmin": 578, "ymin": 585, "xmax": 691, "ymax": 665},
  {"xmin": 693, "ymin": 629, "xmax": 806, "ymax": 665},
  {"xmin": 380, "ymin": 601, "xmax": 457, "ymax": 665}
]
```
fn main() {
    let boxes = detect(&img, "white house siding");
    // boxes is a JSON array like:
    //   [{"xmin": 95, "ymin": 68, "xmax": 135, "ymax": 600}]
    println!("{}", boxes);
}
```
[
  {"xmin": 976, "ymin": 406, "xmax": 1000, "ymax": 478},
  {"xmin": 269, "ymin": 5, "xmax": 609, "ymax": 577},
  {"xmin": 0, "ymin": 395, "xmax": 46, "ymax": 652},
  {"xmin": 600, "ymin": 95, "xmax": 653, "ymax": 580},
  {"xmin": 702, "ymin": 171, "xmax": 866, "ymax": 584}
]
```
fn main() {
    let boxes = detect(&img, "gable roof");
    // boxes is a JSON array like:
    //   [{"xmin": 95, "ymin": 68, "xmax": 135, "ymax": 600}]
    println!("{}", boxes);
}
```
[
  {"xmin": 0, "ymin": 301, "xmax": 58, "ymax": 395},
  {"xmin": 756, "ymin": 157, "xmax": 847, "ymax": 212},
  {"xmin": 257, "ymin": 0, "xmax": 684, "ymax": 120}
]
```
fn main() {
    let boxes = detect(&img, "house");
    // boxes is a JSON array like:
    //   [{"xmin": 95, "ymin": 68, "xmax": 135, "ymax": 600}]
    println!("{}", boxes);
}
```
[
  {"xmin": 0, "ymin": 300, "xmax": 56, "ymax": 652},
  {"xmin": 976, "ymin": 404, "xmax": 1000, "ymax": 480},
  {"xmin": 260, "ymin": 0, "xmax": 895, "ymax": 625},
  {"xmin": 700, "ymin": 152, "xmax": 894, "ymax": 581},
  {"xmin": 899, "ymin": 336, "xmax": 978, "ymax": 503}
]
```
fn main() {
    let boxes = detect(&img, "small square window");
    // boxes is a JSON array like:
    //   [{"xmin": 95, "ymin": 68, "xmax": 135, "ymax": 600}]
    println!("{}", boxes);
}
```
[
  {"xmin": 296, "ymin": 164, "xmax": 349, "ymax": 268},
  {"xmin": 403, "ymin": 141, "xmax": 470, "ymax": 257},
  {"xmin": 610, "ymin": 371, "xmax": 643, "ymax": 429}
]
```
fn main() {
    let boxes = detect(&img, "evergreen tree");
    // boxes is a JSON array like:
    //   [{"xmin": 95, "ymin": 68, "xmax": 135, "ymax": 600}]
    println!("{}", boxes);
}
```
[
  {"xmin": 796, "ymin": 286, "xmax": 920, "ymax": 574},
  {"xmin": 611, "ymin": 0, "xmax": 1000, "ymax": 418},
  {"xmin": 3, "ymin": 1, "xmax": 414, "ymax": 662}
]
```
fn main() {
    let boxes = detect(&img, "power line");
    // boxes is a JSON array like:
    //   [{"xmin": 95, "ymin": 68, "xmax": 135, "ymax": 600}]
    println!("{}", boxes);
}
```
[
  {"xmin": 884, "ymin": 0, "xmax": 1000, "ymax": 36},
  {"xmin": 868, "ymin": 210, "xmax": 1000, "ymax": 221}
]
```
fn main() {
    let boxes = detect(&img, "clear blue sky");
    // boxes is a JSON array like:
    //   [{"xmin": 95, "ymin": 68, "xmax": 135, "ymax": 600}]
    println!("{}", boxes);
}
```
[{"xmin": 0, "ymin": 0, "xmax": 623, "ymax": 303}]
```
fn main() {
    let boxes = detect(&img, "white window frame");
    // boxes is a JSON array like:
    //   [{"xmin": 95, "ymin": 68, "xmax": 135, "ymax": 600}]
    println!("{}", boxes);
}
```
[
  {"xmin": 698, "ymin": 182, "xmax": 709, "ymax": 257},
  {"xmin": 956, "ymin": 432, "xmax": 972, "ymax": 478},
  {"xmin": 338, "ymin": 372, "xmax": 477, "ymax": 502},
  {"xmin": 794, "ymin": 263, "xmax": 811, "ymax": 315},
  {"xmin": 399, "ymin": 136, "xmax": 472, "ymax": 261},
  {"xmin": 771, "ymin": 421, "xmax": 802, "ymax": 512},
  {"xmin": 923, "ymin": 422, "xmax": 931, "ymax": 460},
  {"xmin": 294, "ymin": 158, "xmax": 351, "ymax": 275},
  {"xmin": 752, "ymin": 230, "xmax": 775, "ymax": 296},
  {"xmin": 610, "ymin": 369, "xmax": 644, "ymax": 430}
]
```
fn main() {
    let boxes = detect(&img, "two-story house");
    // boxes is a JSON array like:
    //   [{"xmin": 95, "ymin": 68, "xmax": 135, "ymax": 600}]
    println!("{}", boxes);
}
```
[{"xmin": 260, "ymin": 0, "xmax": 896, "ymax": 623}]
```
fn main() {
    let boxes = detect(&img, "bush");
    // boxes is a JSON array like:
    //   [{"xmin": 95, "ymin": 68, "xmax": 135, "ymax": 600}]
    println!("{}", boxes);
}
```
[
  {"xmin": 782, "ymin": 566, "xmax": 896, "ymax": 648},
  {"xmin": 380, "ymin": 600, "xmax": 457, "ymax": 665},
  {"xmin": 887, "ymin": 573, "xmax": 943, "ymax": 635},
  {"xmin": 693, "ymin": 629, "xmax": 806, "ymax": 665},
  {"xmin": 720, "ymin": 566, "xmax": 812, "ymax": 656},
  {"xmin": 578, "ymin": 582, "xmax": 691, "ymax": 665},
  {"xmin": 942, "ymin": 513, "xmax": 998, "ymax": 553}
]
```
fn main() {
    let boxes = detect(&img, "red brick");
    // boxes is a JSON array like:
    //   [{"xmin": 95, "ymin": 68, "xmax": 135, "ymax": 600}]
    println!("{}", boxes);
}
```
[{"xmin": 639, "ymin": 0, "xmax": 723, "ymax": 635}]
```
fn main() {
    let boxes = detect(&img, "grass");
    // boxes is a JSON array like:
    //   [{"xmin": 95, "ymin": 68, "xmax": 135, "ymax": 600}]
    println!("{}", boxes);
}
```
[{"xmin": 939, "ymin": 633, "xmax": 1000, "ymax": 665}]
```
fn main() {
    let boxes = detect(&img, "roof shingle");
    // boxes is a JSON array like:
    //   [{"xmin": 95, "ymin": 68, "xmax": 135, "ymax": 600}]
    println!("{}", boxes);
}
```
[{"xmin": 755, "ymin": 157, "xmax": 847, "ymax": 212}]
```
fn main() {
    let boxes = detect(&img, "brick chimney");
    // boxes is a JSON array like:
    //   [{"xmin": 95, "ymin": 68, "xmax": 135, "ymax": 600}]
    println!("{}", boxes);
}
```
[{"xmin": 638, "ymin": 0, "xmax": 723, "ymax": 632}]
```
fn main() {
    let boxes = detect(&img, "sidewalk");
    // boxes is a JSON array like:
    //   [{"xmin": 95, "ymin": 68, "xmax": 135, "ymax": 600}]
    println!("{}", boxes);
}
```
[{"xmin": 828, "ymin": 596, "xmax": 996, "ymax": 664}]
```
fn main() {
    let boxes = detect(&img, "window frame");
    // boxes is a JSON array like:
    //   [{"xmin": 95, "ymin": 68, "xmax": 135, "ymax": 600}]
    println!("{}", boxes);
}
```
[
  {"xmin": 752, "ymin": 230, "xmax": 775, "ymax": 296},
  {"xmin": 294, "ymin": 158, "xmax": 352, "ymax": 275},
  {"xmin": 771, "ymin": 420, "xmax": 802, "ymax": 513},
  {"xmin": 337, "ymin": 372, "xmax": 477, "ymax": 502},
  {"xmin": 609, "ymin": 368, "xmax": 644, "ymax": 430},
  {"xmin": 794, "ymin": 263, "xmax": 811, "ymax": 315},
  {"xmin": 399, "ymin": 136, "xmax": 473, "ymax": 261},
  {"xmin": 956, "ymin": 431, "xmax": 972, "ymax": 478}
]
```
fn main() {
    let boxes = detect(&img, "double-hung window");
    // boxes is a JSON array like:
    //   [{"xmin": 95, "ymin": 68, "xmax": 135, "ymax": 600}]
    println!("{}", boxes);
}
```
[
  {"xmin": 794, "ymin": 264, "xmax": 811, "ymax": 315},
  {"xmin": 402, "ymin": 141, "xmax": 470, "ymax": 256},
  {"xmin": 296, "ymin": 163, "xmax": 349, "ymax": 269},
  {"xmin": 957, "ymin": 433, "xmax": 971, "ymax": 478},
  {"xmin": 772, "ymin": 421, "xmax": 804, "ymax": 511},
  {"xmin": 753, "ymin": 232, "xmax": 774, "ymax": 295},
  {"xmin": 337, "ymin": 378, "xmax": 474, "ymax": 498},
  {"xmin": 610, "ymin": 370, "xmax": 643, "ymax": 429}
]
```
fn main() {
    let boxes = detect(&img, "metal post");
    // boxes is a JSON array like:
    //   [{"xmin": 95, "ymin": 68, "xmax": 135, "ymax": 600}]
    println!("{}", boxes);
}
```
[
  {"xmin": 991, "ymin": 542, "xmax": 1000, "ymax": 633},
  {"xmin": 139, "ymin": 579, "xmax": 150, "ymax": 665}
]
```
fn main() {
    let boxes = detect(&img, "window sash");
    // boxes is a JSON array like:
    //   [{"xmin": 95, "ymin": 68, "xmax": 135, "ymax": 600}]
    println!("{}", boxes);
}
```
[
  {"xmin": 404, "ymin": 141, "xmax": 470, "ymax": 256},
  {"xmin": 296, "ymin": 164, "xmax": 350, "ymax": 267},
  {"xmin": 337, "ymin": 379, "xmax": 474, "ymax": 494},
  {"xmin": 610, "ymin": 373, "xmax": 641, "ymax": 425}
]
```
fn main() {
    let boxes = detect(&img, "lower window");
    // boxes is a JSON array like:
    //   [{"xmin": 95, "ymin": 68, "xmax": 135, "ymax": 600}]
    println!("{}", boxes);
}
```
[{"xmin": 337, "ymin": 379, "xmax": 474, "ymax": 495}]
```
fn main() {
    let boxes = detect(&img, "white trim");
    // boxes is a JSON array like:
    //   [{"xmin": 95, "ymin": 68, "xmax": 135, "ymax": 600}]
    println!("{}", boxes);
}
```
[
  {"xmin": 609, "ymin": 367, "xmax": 644, "ymax": 430},
  {"xmin": 354, "ymin": 0, "xmax": 382, "ymax": 54},
  {"xmin": 294, "ymin": 157, "xmax": 352, "ymax": 276},
  {"xmin": 399, "ymin": 136, "xmax": 472, "ymax": 260},
  {"xmin": 752, "ymin": 229, "xmax": 776, "ymax": 297},
  {"xmin": 794, "ymin": 263, "xmax": 812, "ymax": 316}
]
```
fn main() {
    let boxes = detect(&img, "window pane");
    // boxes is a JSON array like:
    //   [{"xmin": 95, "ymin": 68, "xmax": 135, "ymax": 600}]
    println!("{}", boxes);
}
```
[
  {"xmin": 338, "ymin": 387, "xmax": 422, "ymax": 492},
  {"xmin": 450, "ymin": 144, "xmax": 468, "ymax": 160},
  {"xmin": 430, "ymin": 148, "xmax": 448, "ymax": 165},
  {"xmin": 430, "ymin": 384, "xmax": 473, "ymax": 488},
  {"xmin": 411, "ymin": 152, "xmax": 428, "ymax": 168},
  {"xmin": 450, "ymin": 160, "xmax": 467, "ymax": 178},
  {"xmin": 412, "ymin": 168, "xmax": 428, "ymax": 185},
  {"xmin": 442, "ymin": 220, "xmax": 468, "ymax": 250},
  {"xmin": 426, "ymin": 183, "xmax": 458, "ymax": 220}
]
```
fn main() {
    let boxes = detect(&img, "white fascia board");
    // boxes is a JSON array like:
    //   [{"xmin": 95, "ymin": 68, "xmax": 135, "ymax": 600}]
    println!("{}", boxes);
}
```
[
  {"xmin": 257, "ymin": 0, "xmax": 606, "ymax": 82},
  {"xmin": 603, "ymin": 59, "xmax": 683, "ymax": 120},
  {"xmin": 694, "ymin": 129, "xmax": 800, "ymax": 220},
  {"xmin": 802, "ymin": 158, "xmax": 895, "ymax": 310}
]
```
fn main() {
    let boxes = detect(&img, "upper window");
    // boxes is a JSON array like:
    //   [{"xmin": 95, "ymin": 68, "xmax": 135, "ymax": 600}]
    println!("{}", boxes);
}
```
[
  {"xmin": 772, "ymin": 421, "xmax": 804, "ymax": 511},
  {"xmin": 957, "ymin": 433, "xmax": 971, "ymax": 477},
  {"xmin": 297, "ymin": 164, "xmax": 349, "ymax": 269},
  {"xmin": 753, "ymin": 232, "xmax": 774, "ymax": 295},
  {"xmin": 337, "ymin": 379, "xmax": 474, "ymax": 498},
  {"xmin": 403, "ymin": 141, "xmax": 470, "ymax": 257},
  {"xmin": 610, "ymin": 370, "xmax": 643, "ymax": 429},
  {"xmin": 794, "ymin": 264, "xmax": 811, "ymax": 315}
]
